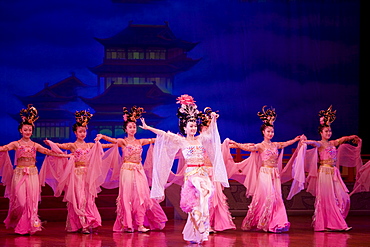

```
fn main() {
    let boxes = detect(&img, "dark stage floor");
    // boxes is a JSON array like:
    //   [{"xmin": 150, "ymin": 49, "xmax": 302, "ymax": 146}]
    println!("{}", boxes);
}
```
[{"xmin": 0, "ymin": 216, "xmax": 369, "ymax": 247}]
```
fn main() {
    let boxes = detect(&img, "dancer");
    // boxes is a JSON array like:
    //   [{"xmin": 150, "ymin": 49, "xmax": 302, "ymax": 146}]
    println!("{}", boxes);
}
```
[
  {"xmin": 0, "ymin": 105, "xmax": 70, "ymax": 235},
  {"xmin": 200, "ymin": 108, "xmax": 235, "ymax": 232},
  {"xmin": 140, "ymin": 95, "xmax": 229, "ymax": 244},
  {"xmin": 229, "ymin": 106, "xmax": 302, "ymax": 233},
  {"xmin": 95, "ymin": 106, "xmax": 167, "ymax": 233},
  {"xmin": 41, "ymin": 110, "xmax": 113, "ymax": 234},
  {"xmin": 303, "ymin": 106, "xmax": 360, "ymax": 231}
]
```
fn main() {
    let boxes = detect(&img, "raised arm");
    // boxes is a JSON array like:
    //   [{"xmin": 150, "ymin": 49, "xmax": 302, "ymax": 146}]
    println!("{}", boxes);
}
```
[
  {"xmin": 139, "ymin": 118, "xmax": 165, "ymax": 135},
  {"xmin": 85, "ymin": 141, "xmax": 114, "ymax": 149},
  {"xmin": 44, "ymin": 140, "xmax": 73, "ymax": 150},
  {"xmin": 303, "ymin": 140, "xmax": 321, "ymax": 148},
  {"xmin": 35, "ymin": 143, "xmax": 71, "ymax": 158},
  {"xmin": 95, "ymin": 134, "xmax": 118, "ymax": 144},
  {"xmin": 333, "ymin": 135, "xmax": 360, "ymax": 146},
  {"xmin": 0, "ymin": 142, "xmax": 17, "ymax": 152},
  {"xmin": 229, "ymin": 140, "xmax": 258, "ymax": 152},
  {"xmin": 278, "ymin": 135, "xmax": 302, "ymax": 148},
  {"xmin": 140, "ymin": 138, "xmax": 156, "ymax": 146}
]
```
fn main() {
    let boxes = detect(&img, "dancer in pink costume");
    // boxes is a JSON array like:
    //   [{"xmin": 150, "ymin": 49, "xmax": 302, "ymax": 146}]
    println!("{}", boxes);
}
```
[
  {"xmin": 41, "ymin": 110, "xmax": 113, "ymax": 234},
  {"xmin": 95, "ymin": 106, "xmax": 167, "ymax": 233},
  {"xmin": 303, "ymin": 106, "xmax": 360, "ymax": 231},
  {"xmin": 200, "ymin": 108, "xmax": 235, "ymax": 232},
  {"xmin": 0, "ymin": 105, "xmax": 70, "ymax": 235},
  {"xmin": 229, "ymin": 106, "xmax": 302, "ymax": 233},
  {"xmin": 158, "ymin": 107, "xmax": 236, "ymax": 233},
  {"xmin": 141, "ymin": 95, "xmax": 229, "ymax": 244}
]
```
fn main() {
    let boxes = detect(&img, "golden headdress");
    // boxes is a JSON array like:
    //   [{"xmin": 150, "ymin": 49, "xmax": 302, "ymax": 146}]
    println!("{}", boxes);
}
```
[
  {"xmin": 319, "ymin": 105, "xmax": 336, "ymax": 126},
  {"xmin": 75, "ymin": 110, "xmax": 93, "ymax": 127},
  {"xmin": 257, "ymin": 105, "xmax": 277, "ymax": 126},
  {"xmin": 19, "ymin": 104, "xmax": 39, "ymax": 126},
  {"xmin": 123, "ymin": 106, "xmax": 145, "ymax": 122}
]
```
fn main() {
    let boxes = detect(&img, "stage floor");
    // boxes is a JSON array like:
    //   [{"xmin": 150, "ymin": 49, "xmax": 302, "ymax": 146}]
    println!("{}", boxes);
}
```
[{"xmin": 0, "ymin": 216, "xmax": 369, "ymax": 247}]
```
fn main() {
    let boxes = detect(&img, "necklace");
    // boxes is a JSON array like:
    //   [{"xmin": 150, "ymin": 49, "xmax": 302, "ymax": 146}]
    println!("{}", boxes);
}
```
[
  {"xmin": 126, "ymin": 137, "xmax": 136, "ymax": 143},
  {"xmin": 21, "ymin": 138, "xmax": 31, "ymax": 143}
]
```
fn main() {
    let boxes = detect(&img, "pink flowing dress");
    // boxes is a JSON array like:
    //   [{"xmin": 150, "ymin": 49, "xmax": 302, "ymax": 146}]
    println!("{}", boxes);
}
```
[
  {"xmin": 2, "ymin": 142, "xmax": 42, "ymax": 235},
  {"xmin": 150, "ymin": 118, "xmax": 229, "ymax": 243},
  {"xmin": 64, "ymin": 147, "xmax": 102, "ymax": 232},
  {"xmin": 40, "ymin": 141, "xmax": 108, "ymax": 233},
  {"xmin": 113, "ymin": 142, "xmax": 167, "ymax": 232},
  {"xmin": 156, "ymin": 150, "xmax": 235, "ymax": 232},
  {"xmin": 241, "ymin": 143, "xmax": 290, "ymax": 233},
  {"xmin": 312, "ymin": 143, "xmax": 350, "ymax": 231}
]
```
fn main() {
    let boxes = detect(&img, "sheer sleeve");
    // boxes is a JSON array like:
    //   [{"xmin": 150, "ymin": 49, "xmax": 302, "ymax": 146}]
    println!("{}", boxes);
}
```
[
  {"xmin": 39, "ymin": 140, "xmax": 71, "ymax": 197},
  {"xmin": 0, "ymin": 151, "xmax": 13, "ymax": 198},
  {"xmin": 337, "ymin": 139, "xmax": 362, "ymax": 170},
  {"xmin": 281, "ymin": 143, "xmax": 307, "ymax": 200},
  {"xmin": 222, "ymin": 139, "xmax": 261, "ymax": 197},
  {"xmin": 143, "ymin": 143, "xmax": 154, "ymax": 186},
  {"xmin": 305, "ymin": 147, "xmax": 319, "ymax": 196},
  {"xmin": 101, "ymin": 144, "xmax": 121, "ymax": 189},
  {"xmin": 150, "ymin": 131, "xmax": 182, "ymax": 200},
  {"xmin": 200, "ymin": 117, "xmax": 229, "ymax": 188}
]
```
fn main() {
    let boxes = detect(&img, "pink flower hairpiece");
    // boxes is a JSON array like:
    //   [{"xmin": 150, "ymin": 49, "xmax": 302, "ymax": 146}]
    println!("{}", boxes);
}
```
[{"xmin": 176, "ymin": 94, "xmax": 196, "ymax": 105}]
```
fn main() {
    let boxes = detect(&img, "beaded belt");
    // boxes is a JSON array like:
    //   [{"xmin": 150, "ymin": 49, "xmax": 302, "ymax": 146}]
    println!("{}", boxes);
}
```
[
  {"xmin": 17, "ymin": 157, "xmax": 36, "ymax": 162},
  {"xmin": 75, "ymin": 161, "xmax": 87, "ymax": 167},
  {"xmin": 122, "ymin": 162, "xmax": 142, "ymax": 171},
  {"xmin": 16, "ymin": 165, "xmax": 36, "ymax": 168},
  {"xmin": 187, "ymin": 164, "xmax": 205, "ymax": 167}
]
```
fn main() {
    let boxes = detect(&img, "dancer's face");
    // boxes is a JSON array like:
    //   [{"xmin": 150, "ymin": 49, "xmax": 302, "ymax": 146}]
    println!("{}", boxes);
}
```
[
  {"xmin": 126, "ymin": 122, "xmax": 137, "ymax": 136},
  {"xmin": 74, "ymin": 126, "xmax": 87, "ymax": 141},
  {"xmin": 320, "ymin": 126, "xmax": 332, "ymax": 140},
  {"xmin": 262, "ymin": 126, "xmax": 274, "ymax": 140},
  {"xmin": 20, "ymin": 124, "xmax": 33, "ymax": 139},
  {"xmin": 200, "ymin": 125, "xmax": 208, "ymax": 133},
  {"xmin": 185, "ymin": 121, "xmax": 198, "ymax": 136}
]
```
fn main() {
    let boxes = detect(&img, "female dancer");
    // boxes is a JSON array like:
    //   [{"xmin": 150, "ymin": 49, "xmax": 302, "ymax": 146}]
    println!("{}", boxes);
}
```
[
  {"xmin": 200, "ymin": 108, "xmax": 235, "ymax": 232},
  {"xmin": 140, "ymin": 95, "xmax": 229, "ymax": 244},
  {"xmin": 229, "ymin": 106, "xmax": 302, "ymax": 233},
  {"xmin": 95, "ymin": 106, "xmax": 167, "ymax": 233},
  {"xmin": 0, "ymin": 105, "xmax": 70, "ymax": 235},
  {"xmin": 303, "ymin": 106, "xmax": 360, "ymax": 231},
  {"xmin": 42, "ymin": 110, "xmax": 113, "ymax": 234}
]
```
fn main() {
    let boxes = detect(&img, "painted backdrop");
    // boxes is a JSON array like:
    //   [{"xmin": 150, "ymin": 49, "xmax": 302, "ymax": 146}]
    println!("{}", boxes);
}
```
[{"xmin": 0, "ymin": 0, "xmax": 361, "ymax": 154}]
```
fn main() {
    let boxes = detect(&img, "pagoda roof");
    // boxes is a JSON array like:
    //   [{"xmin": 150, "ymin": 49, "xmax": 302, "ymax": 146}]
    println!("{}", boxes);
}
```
[
  {"xmin": 80, "ymin": 83, "xmax": 176, "ymax": 113},
  {"xmin": 89, "ymin": 57, "xmax": 201, "ymax": 75},
  {"xmin": 16, "ymin": 74, "xmax": 90, "ymax": 105},
  {"xmin": 43, "ymin": 73, "xmax": 90, "ymax": 98},
  {"xmin": 95, "ymin": 22, "xmax": 198, "ymax": 51}
]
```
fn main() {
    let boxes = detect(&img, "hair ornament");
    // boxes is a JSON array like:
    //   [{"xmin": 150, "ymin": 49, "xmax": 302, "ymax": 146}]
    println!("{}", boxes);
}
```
[
  {"xmin": 75, "ymin": 110, "xmax": 93, "ymax": 127},
  {"xmin": 176, "ymin": 94, "xmax": 202, "ymax": 135},
  {"xmin": 200, "ymin": 107, "xmax": 218, "ymax": 127},
  {"xmin": 123, "ymin": 106, "xmax": 145, "ymax": 123},
  {"xmin": 19, "ymin": 104, "xmax": 39, "ymax": 125},
  {"xmin": 318, "ymin": 105, "xmax": 336, "ymax": 126},
  {"xmin": 176, "ymin": 95, "xmax": 200, "ymax": 122},
  {"xmin": 176, "ymin": 94, "xmax": 196, "ymax": 105},
  {"xmin": 257, "ymin": 105, "xmax": 277, "ymax": 126}
]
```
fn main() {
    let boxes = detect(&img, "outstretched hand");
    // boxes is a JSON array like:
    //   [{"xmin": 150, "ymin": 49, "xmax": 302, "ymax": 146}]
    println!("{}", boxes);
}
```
[
  {"xmin": 352, "ymin": 135, "xmax": 361, "ymax": 144},
  {"xmin": 43, "ymin": 138, "xmax": 50, "ymax": 146},
  {"xmin": 94, "ymin": 134, "xmax": 103, "ymax": 142},
  {"xmin": 210, "ymin": 112, "xmax": 219, "ymax": 119},
  {"xmin": 139, "ymin": 118, "xmax": 148, "ymax": 130}
]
